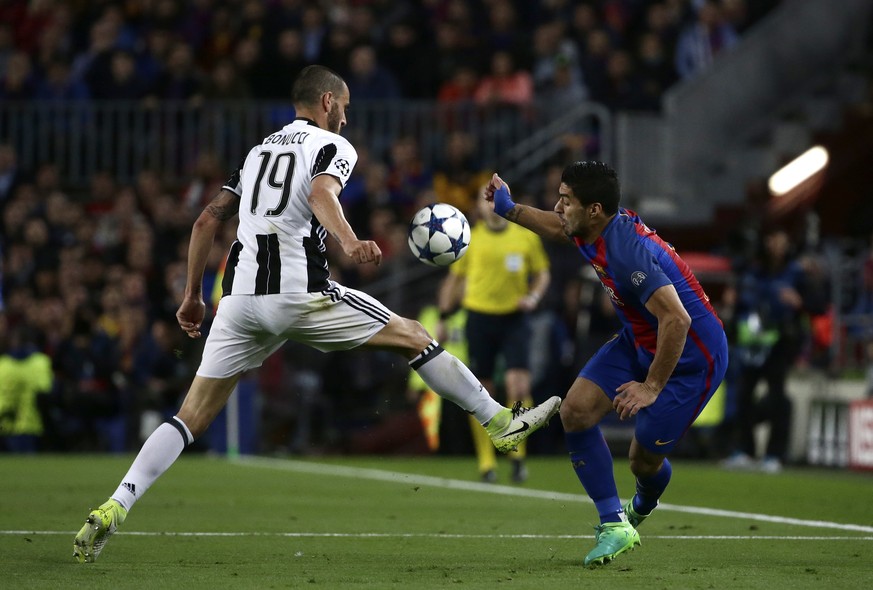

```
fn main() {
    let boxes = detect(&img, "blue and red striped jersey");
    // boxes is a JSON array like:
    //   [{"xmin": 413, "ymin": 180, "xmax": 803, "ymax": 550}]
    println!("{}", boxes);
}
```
[{"xmin": 573, "ymin": 208, "xmax": 725, "ymax": 372}]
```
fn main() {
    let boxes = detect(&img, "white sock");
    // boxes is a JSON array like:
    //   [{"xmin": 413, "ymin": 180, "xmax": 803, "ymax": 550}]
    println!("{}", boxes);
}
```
[
  {"xmin": 410, "ymin": 342, "xmax": 503, "ymax": 424},
  {"xmin": 110, "ymin": 417, "xmax": 193, "ymax": 512}
]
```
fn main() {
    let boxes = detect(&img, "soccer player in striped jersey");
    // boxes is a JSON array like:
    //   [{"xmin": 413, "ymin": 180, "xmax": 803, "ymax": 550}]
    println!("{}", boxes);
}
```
[
  {"xmin": 485, "ymin": 161, "xmax": 728, "ymax": 566},
  {"xmin": 73, "ymin": 65, "xmax": 561, "ymax": 563}
]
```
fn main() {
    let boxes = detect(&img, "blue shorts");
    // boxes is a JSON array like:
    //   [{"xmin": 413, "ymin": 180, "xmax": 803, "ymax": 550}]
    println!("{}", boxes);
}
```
[{"xmin": 580, "ymin": 328, "xmax": 728, "ymax": 454}]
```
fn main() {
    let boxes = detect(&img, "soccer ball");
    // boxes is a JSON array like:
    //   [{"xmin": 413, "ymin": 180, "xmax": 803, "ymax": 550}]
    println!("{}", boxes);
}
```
[{"xmin": 407, "ymin": 203, "xmax": 471, "ymax": 267}]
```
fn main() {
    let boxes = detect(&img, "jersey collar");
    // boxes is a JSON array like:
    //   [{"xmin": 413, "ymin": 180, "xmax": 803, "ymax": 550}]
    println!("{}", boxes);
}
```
[{"xmin": 293, "ymin": 117, "xmax": 320, "ymax": 127}]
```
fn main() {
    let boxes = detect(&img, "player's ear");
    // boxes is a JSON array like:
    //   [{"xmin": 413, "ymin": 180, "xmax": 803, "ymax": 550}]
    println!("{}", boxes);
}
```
[{"xmin": 321, "ymin": 91, "xmax": 332, "ymax": 113}]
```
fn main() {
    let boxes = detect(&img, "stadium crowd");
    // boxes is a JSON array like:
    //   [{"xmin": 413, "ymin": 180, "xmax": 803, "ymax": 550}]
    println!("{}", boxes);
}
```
[{"xmin": 0, "ymin": 0, "xmax": 798, "ymax": 455}]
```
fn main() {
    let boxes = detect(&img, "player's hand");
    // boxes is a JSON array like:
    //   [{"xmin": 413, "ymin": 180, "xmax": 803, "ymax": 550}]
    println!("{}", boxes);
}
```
[
  {"xmin": 484, "ymin": 172, "xmax": 511, "ymax": 211},
  {"xmin": 613, "ymin": 380, "xmax": 659, "ymax": 421},
  {"xmin": 485, "ymin": 173, "xmax": 516, "ymax": 217},
  {"xmin": 344, "ymin": 239, "xmax": 382, "ymax": 266},
  {"xmin": 436, "ymin": 319, "xmax": 448, "ymax": 343},
  {"xmin": 517, "ymin": 295, "xmax": 537, "ymax": 312},
  {"xmin": 177, "ymin": 297, "xmax": 206, "ymax": 339}
]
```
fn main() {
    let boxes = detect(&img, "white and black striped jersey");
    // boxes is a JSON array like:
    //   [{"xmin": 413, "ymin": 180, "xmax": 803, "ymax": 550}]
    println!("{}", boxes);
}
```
[{"xmin": 220, "ymin": 118, "xmax": 358, "ymax": 295}]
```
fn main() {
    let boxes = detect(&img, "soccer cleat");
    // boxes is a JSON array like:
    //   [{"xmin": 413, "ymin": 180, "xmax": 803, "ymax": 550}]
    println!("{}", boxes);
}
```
[
  {"xmin": 486, "ymin": 397, "xmax": 561, "ymax": 453},
  {"xmin": 481, "ymin": 469, "xmax": 498, "ymax": 483},
  {"xmin": 583, "ymin": 522, "xmax": 641, "ymax": 567},
  {"xmin": 73, "ymin": 499, "xmax": 127, "ymax": 563},
  {"xmin": 624, "ymin": 499, "xmax": 654, "ymax": 528},
  {"xmin": 511, "ymin": 459, "xmax": 528, "ymax": 483}
]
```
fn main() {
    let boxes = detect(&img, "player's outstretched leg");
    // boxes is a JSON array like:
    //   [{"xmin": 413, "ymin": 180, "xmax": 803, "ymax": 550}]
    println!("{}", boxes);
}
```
[
  {"xmin": 73, "ymin": 499, "xmax": 127, "ymax": 563},
  {"xmin": 486, "ymin": 397, "xmax": 562, "ymax": 453},
  {"xmin": 583, "ymin": 522, "xmax": 641, "ymax": 567}
]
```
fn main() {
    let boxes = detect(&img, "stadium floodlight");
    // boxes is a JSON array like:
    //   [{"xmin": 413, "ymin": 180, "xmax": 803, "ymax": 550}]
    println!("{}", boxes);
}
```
[{"xmin": 768, "ymin": 145, "xmax": 829, "ymax": 197}]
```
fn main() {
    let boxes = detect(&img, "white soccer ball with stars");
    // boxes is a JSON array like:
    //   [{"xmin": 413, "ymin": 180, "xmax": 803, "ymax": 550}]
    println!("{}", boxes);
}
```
[{"xmin": 407, "ymin": 203, "xmax": 471, "ymax": 267}]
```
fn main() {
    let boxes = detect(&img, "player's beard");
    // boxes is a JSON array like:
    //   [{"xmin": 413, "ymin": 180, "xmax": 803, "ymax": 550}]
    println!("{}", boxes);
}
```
[{"xmin": 327, "ymin": 102, "xmax": 342, "ymax": 134}]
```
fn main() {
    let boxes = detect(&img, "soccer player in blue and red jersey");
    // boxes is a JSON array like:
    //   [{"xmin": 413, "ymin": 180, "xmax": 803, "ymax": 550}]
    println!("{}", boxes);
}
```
[{"xmin": 485, "ymin": 161, "xmax": 728, "ymax": 567}]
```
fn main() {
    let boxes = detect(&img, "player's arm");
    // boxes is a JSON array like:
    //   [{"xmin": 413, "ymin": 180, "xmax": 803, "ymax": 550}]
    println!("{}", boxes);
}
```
[
  {"xmin": 613, "ymin": 283, "xmax": 690, "ymax": 420},
  {"xmin": 307, "ymin": 174, "xmax": 381, "ymax": 265},
  {"xmin": 519, "ymin": 268, "xmax": 551, "ymax": 312},
  {"xmin": 438, "ymin": 271, "xmax": 465, "ymax": 318},
  {"xmin": 642, "ymin": 284, "xmax": 691, "ymax": 392},
  {"xmin": 484, "ymin": 173, "xmax": 570, "ymax": 243},
  {"xmin": 178, "ymin": 188, "xmax": 240, "ymax": 338}
]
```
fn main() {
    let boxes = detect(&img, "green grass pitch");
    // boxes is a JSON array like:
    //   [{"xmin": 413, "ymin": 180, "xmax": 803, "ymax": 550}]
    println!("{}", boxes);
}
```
[{"xmin": 1, "ymin": 454, "xmax": 871, "ymax": 589}]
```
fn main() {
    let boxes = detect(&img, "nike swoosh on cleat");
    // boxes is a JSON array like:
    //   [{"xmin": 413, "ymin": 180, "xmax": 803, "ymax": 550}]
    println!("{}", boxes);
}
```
[
  {"xmin": 654, "ymin": 439, "xmax": 674, "ymax": 446},
  {"xmin": 499, "ymin": 421, "xmax": 531, "ymax": 438}
]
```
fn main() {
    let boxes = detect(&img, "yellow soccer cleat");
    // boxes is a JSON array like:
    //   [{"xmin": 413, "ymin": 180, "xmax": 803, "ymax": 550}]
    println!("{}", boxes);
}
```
[{"xmin": 73, "ymin": 499, "xmax": 127, "ymax": 563}]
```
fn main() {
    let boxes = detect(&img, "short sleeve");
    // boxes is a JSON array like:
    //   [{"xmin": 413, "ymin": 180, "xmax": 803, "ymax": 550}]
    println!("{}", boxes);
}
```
[
  {"xmin": 612, "ymin": 241, "xmax": 672, "ymax": 304},
  {"xmin": 221, "ymin": 158, "xmax": 245, "ymax": 196},
  {"xmin": 311, "ymin": 135, "xmax": 358, "ymax": 189}
]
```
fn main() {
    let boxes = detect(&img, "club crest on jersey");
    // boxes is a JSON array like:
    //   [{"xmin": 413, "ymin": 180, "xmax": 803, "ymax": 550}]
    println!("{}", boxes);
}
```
[
  {"xmin": 592, "ymin": 263, "xmax": 607, "ymax": 277},
  {"xmin": 631, "ymin": 271, "xmax": 647, "ymax": 287},
  {"xmin": 335, "ymin": 158, "xmax": 351, "ymax": 177}
]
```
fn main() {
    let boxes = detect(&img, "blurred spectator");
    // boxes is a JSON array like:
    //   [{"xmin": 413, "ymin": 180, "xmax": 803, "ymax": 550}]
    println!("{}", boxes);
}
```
[
  {"xmin": 345, "ymin": 44, "xmax": 401, "ymax": 101},
  {"xmin": 318, "ymin": 25, "xmax": 355, "ymax": 76},
  {"xmin": 35, "ymin": 58, "xmax": 90, "ymax": 101},
  {"xmin": 432, "ymin": 131, "xmax": 491, "ymax": 215},
  {"xmin": 181, "ymin": 152, "xmax": 226, "ymax": 210},
  {"xmin": 422, "ymin": 20, "xmax": 473, "ymax": 96},
  {"xmin": 675, "ymin": 0, "xmax": 739, "ymax": 80},
  {"xmin": 52, "ymin": 312, "xmax": 124, "ymax": 451},
  {"xmin": 0, "ymin": 143, "xmax": 24, "ymax": 214},
  {"xmin": 722, "ymin": 228, "xmax": 824, "ymax": 472},
  {"xmin": 300, "ymin": 4, "xmax": 328, "ymax": 63},
  {"xmin": 540, "ymin": 54, "xmax": 589, "ymax": 116},
  {"xmin": 200, "ymin": 5, "xmax": 238, "ymax": 67},
  {"xmin": 473, "ymin": 50, "xmax": 533, "ymax": 108},
  {"xmin": 233, "ymin": 37, "xmax": 270, "ymax": 98},
  {"xmin": 483, "ymin": 0, "xmax": 530, "ymax": 63},
  {"xmin": 75, "ymin": 16, "xmax": 122, "ymax": 95},
  {"xmin": 0, "ymin": 23, "xmax": 14, "ymax": 78},
  {"xmin": 136, "ymin": 28, "xmax": 173, "ymax": 89},
  {"xmin": 437, "ymin": 64, "xmax": 479, "ymax": 104},
  {"xmin": 602, "ymin": 49, "xmax": 648, "ymax": 111},
  {"xmin": 0, "ymin": 51, "xmax": 37, "ymax": 99},
  {"xmin": 31, "ymin": 2, "xmax": 74, "ymax": 72},
  {"xmin": 385, "ymin": 136, "xmax": 432, "ymax": 215},
  {"xmin": 0, "ymin": 324, "xmax": 53, "ymax": 452},
  {"xmin": 89, "ymin": 50, "xmax": 148, "ymax": 100},
  {"xmin": 580, "ymin": 28, "xmax": 614, "ymax": 104},
  {"xmin": 262, "ymin": 29, "xmax": 307, "ymax": 99},
  {"xmin": 203, "ymin": 58, "xmax": 251, "ymax": 101},
  {"xmin": 150, "ymin": 42, "xmax": 203, "ymax": 104},
  {"xmin": 636, "ymin": 32, "xmax": 677, "ymax": 110},
  {"xmin": 531, "ymin": 21, "xmax": 584, "ymax": 95},
  {"xmin": 379, "ymin": 21, "xmax": 430, "ymax": 98}
]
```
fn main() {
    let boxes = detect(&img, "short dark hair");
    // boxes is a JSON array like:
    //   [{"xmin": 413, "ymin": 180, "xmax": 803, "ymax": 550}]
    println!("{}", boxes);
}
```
[
  {"xmin": 561, "ymin": 161, "xmax": 620, "ymax": 215},
  {"xmin": 291, "ymin": 65, "xmax": 346, "ymax": 107}
]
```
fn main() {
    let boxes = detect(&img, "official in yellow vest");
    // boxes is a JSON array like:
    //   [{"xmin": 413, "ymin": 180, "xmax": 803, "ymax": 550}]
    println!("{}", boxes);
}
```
[{"xmin": 438, "ymin": 189, "xmax": 550, "ymax": 482}]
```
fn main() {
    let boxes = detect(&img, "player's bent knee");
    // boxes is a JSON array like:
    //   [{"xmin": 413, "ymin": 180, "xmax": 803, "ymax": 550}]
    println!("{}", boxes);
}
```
[{"xmin": 559, "ymin": 398, "xmax": 600, "ymax": 431}]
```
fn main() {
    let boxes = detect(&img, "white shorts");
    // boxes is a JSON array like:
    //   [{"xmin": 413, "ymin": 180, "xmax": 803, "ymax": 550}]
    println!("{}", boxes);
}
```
[{"xmin": 196, "ymin": 283, "xmax": 393, "ymax": 379}]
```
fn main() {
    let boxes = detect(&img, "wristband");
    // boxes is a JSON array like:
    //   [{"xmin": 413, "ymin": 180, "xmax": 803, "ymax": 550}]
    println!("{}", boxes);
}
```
[{"xmin": 492, "ymin": 185, "xmax": 516, "ymax": 217}]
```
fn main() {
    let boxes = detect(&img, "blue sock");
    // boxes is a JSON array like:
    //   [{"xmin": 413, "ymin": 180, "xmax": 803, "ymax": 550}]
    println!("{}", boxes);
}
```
[
  {"xmin": 566, "ymin": 427, "xmax": 623, "ymax": 524},
  {"xmin": 633, "ymin": 458, "xmax": 672, "ymax": 515}
]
